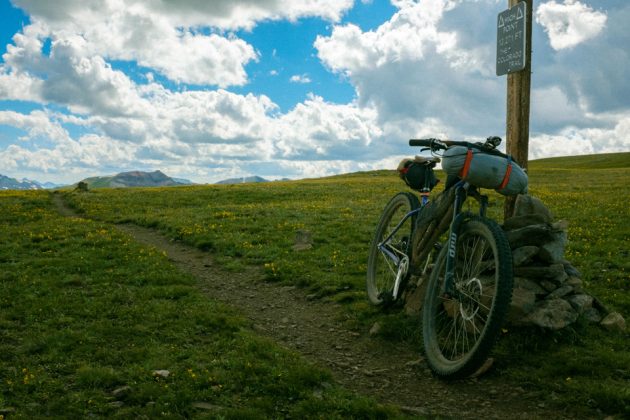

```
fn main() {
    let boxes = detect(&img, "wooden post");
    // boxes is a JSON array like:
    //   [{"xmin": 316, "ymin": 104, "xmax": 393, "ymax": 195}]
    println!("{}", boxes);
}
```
[{"xmin": 504, "ymin": 0, "xmax": 533, "ymax": 221}]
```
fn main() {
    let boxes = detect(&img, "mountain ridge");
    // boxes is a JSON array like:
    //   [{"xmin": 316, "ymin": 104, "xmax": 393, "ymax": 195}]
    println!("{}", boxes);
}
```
[
  {"xmin": 79, "ymin": 170, "xmax": 191, "ymax": 189},
  {"xmin": 0, "ymin": 174, "xmax": 43, "ymax": 190}
]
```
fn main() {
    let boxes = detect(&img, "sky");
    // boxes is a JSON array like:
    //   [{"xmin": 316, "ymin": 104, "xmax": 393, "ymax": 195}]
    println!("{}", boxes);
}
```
[{"xmin": 0, "ymin": 0, "xmax": 628, "ymax": 184}]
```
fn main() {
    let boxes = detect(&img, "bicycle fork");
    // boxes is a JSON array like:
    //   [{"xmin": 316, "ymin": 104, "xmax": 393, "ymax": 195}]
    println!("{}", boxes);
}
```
[
  {"xmin": 442, "ymin": 182, "xmax": 488, "ymax": 299},
  {"xmin": 377, "ymin": 205, "xmax": 423, "ymax": 301}
]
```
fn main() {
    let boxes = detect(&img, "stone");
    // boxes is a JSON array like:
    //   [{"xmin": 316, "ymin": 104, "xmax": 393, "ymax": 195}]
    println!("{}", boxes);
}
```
[
  {"xmin": 545, "ymin": 285, "xmax": 573, "ymax": 300},
  {"xmin": 565, "ymin": 276, "xmax": 583, "ymax": 293},
  {"xmin": 523, "ymin": 299, "xmax": 578, "ymax": 330},
  {"xmin": 152, "ymin": 370, "xmax": 170, "ymax": 379},
  {"xmin": 75, "ymin": 181, "xmax": 89, "ymax": 192},
  {"xmin": 539, "ymin": 280, "xmax": 558, "ymax": 292},
  {"xmin": 112, "ymin": 386, "xmax": 132, "ymax": 397},
  {"xmin": 293, "ymin": 229, "xmax": 313, "ymax": 251},
  {"xmin": 538, "ymin": 231, "xmax": 568, "ymax": 264},
  {"xmin": 503, "ymin": 214, "xmax": 549, "ymax": 231},
  {"xmin": 551, "ymin": 220, "xmax": 569, "ymax": 232},
  {"xmin": 513, "ymin": 195, "xmax": 554, "ymax": 223},
  {"xmin": 514, "ymin": 263, "xmax": 566, "ymax": 281},
  {"xmin": 193, "ymin": 402, "xmax": 223, "ymax": 410},
  {"xmin": 600, "ymin": 312, "xmax": 626, "ymax": 332},
  {"xmin": 506, "ymin": 224, "xmax": 554, "ymax": 248},
  {"xmin": 566, "ymin": 294, "xmax": 593, "ymax": 314},
  {"xmin": 562, "ymin": 261, "xmax": 581, "ymax": 278},
  {"xmin": 513, "ymin": 277, "xmax": 547, "ymax": 295},
  {"xmin": 507, "ymin": 288, "xmax": 536, "ymax": 323},
  {"xmin": 369, "ymin": 322, "xmax": 382, "ymax": 336},
  {"xmin": 583, "ymin": 308, "xmax": 602, "ymax": 323},
  {"xmin": 512, "ymin": 246, "xmax": 539, "ymax": 267}
]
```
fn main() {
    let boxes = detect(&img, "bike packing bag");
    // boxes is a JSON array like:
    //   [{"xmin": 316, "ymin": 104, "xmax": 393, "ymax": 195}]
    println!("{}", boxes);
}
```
[
  {"xmin": 441, "ymin": 146, "xmax": 528, "ymax": 196},
  {"xmin": 397, "ymin": 157, "xmax": 439, "ymax": 191}
]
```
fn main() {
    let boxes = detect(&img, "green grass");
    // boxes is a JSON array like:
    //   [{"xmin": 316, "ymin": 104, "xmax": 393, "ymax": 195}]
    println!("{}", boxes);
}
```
[
  {"xmin": 3, "ymin": 152, "xmax": 629, "ymax": 417},
  {"xmin": 0, "ymin": 191, "xmax": 395, "ymax": 418},
  {"xmin": 62, "ymin": 152, "xmax": 629, "ymax": 417},
  {"xmin": 528, "ymin": 151, "xmax": 630, "ymax": 170}
]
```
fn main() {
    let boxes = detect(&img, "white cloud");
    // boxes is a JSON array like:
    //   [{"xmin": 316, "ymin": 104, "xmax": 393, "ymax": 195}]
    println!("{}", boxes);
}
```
[
  {"xmin": 536, "ymin": 0, "xmax": 607, "ymax": 50},
  {"xmin": 289, "ymin": 74, "xmax": 312, "ymax": 84},
  {"xmin": 315, "ymin": 0, "xmax": 501, "ymax": 136},
  {"xmin": 9, "ymin": 0, "xmax": 354, "ymax": 86},
  {"xmin": 0, "ymin": 110, "xmax": 70, "ymax": 143},
  {"xmin": 1, "ymin": 0, "xmax": 628, "ymax": 185},
  {"xmin": 12, "ymin": 0, "xmax": 354, "ymax": 31},
  {"xmin": 315, "ymin": 0, "xmax": 482, "ymax": 74},
  {"xmin": 273, "ymin": 94, "xmax": 382, "ymax": 159},
  {"xmin": 0, "ymin": 66, "xmax": 43, "ymax": 102},
  {"xmin": 531, "ymin": 85, "xmax": 586, "ymax": 130},
  {"xmin": 530, "ymin": 113, "xmax": 630, "ymax": 159}
]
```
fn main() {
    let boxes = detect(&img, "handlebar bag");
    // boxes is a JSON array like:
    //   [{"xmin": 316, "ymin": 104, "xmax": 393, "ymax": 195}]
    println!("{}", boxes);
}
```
[{"xmin": 441, "ymin": 146, "xmax": 528, "ymax": 195}]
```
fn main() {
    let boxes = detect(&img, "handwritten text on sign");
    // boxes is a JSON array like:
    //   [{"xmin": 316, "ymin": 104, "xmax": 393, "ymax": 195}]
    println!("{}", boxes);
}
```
[{"xmin": 496, "ymin": 2, "xmax": 527, "ymax": 76}]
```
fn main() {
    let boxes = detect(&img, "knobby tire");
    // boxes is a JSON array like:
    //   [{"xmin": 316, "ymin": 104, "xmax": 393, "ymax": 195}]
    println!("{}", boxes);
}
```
[
  {"xmin": 366, "ymin": 192, "xmax": 420, "ymax": 305},
  {"xmin": 422, "ymin": 215, "xmax": 513, "ymax": 379}
]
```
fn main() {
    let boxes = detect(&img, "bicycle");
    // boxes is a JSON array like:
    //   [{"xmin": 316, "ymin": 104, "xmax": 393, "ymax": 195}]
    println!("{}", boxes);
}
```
[{"xmin": 367, "ymin": 137, "xmax": 520, "ymax": 379}]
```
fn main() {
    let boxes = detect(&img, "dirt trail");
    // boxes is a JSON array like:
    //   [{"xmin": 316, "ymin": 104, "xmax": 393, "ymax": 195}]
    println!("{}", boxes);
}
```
[{"xmin": 52, "ymin": 193, "xmax": 582, "ymax": 419}]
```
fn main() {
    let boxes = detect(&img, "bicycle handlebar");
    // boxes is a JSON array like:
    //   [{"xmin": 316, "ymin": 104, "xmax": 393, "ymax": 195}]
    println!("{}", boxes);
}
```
[
  {"xmin": 409, "ymin": 137, "xmax": 510, "ymax": 159},
  {"xmin": 409, "ymin": 138, "xmax": 450, "ymax": 149}
]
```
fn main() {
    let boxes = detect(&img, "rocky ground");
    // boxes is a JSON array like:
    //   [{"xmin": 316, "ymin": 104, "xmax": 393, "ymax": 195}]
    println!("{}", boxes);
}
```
[{"xmin": 53, "ymin": 194, "xmax": 588, "ymax": 419}]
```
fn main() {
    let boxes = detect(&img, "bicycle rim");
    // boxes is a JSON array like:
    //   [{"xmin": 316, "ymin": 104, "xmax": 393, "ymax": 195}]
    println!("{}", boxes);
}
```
[
  {"xmin": 367, "ymin": 193, "xmax": 419, "ymax": 305},
  {"xmin": 423, "ymin": 216, "xmax": 513, "ymax": 378}
]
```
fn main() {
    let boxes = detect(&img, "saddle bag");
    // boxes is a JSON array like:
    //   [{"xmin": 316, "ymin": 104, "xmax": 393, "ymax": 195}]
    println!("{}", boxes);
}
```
[
  {"xmin": 397, "ymin": 157, "xmax": 439, "ymax": 191},
  {"xmin": 441, "ymin": 146, "xmax": 528, "ymax": 196}
]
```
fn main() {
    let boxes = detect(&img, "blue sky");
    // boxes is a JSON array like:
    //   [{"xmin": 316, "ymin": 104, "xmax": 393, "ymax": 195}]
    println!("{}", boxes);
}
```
[{"xmin": 0, "ymin": 0, "xmax": 628, "ymax": 184}]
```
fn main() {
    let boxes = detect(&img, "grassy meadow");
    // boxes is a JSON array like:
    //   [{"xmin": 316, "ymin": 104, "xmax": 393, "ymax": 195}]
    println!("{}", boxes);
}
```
[
  {"xmin": 1, "ymin": 152, "xmax": 629, "ymax": 417},
  {"xmin": 0, "ymin": 191, "xmax": 393, "ymax": 418}
]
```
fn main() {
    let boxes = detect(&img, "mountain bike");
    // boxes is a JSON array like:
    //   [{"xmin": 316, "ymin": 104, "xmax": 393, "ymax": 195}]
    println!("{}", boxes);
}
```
[{"xmin": 366, "ymin": 137, "xmax": 515, "ymax": 379}]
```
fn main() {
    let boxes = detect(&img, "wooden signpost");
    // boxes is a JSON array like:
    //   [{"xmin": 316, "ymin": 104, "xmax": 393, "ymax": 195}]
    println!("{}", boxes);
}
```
[{"xmin": 498, "ymin": 0, "xmax": 533, "ymax": 220}]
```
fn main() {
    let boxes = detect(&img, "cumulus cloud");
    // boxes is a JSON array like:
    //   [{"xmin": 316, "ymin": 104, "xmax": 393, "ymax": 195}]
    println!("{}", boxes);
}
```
[
  {"xmin": 9, "ymin": 0, "xmax": 353, "ymax": 86},
  {"xmin": 289, "ymin": 74, "xmax": 312, "ymax": 84},
  {"xmin": 1, "ymin": 0, "xmax": 628, "ymax": 184},
  {"xmin": 273, "ymin": 94, "xmax": 382, "ymax": 159},
  {"xmin": 530, "ymin": 114, "xmax": 630, "ymax": 159},
  {"xmin": 316, "ymin": 0, "xmax": 463, "ymax": 73},
  {"xmin": 0, "ymin": 110, "xmax": 70, "ymax": 143},
  {"xmin": 536, "ymin": 0, "xmax": 607, "ymax": 50},
  {"xmin": 14, "ymin": 0, "xmax": 354, "ymax": 31},
  {"xmin": 0, "ymin": 66, "xmax": 43, "ymax": 102},
  {"xmin": 315, "ymin": 0, "xmax": 502, "ymax": 137}
]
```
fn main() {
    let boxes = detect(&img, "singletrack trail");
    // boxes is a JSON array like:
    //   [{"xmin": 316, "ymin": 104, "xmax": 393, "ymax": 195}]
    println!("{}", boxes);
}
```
[{"xmin": 52, "ymin": 193, "xmax": 582, "ymax": 419}]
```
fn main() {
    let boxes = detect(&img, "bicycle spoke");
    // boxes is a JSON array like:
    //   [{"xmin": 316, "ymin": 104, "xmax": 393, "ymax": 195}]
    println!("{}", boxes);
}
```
[{"xmin": 424, "ymin": 215, "xmax": 513, "ymax": 378}]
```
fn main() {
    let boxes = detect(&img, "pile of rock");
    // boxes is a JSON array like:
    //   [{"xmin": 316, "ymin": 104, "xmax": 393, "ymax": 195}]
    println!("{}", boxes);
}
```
[{"xmin": 504, "ymin": 195, "xmax": 625, "ymax": 331}]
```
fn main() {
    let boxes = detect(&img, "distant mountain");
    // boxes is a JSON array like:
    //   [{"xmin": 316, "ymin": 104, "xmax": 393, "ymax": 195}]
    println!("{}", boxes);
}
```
[
  {"xmin": 171, "ymin": 177, "xmax": 194, "ymax": 185},
  {"xmin": 79, "ymin": 170, "xmax": 189, "ymax": 189},
  {"xmin": 33, "ymin": 180, "xmax": 66, "ymax": 189},
  {"xmin": 0, "ymin": 174, "xmax": 43, "ymax": 190},
  {"xmin": 216, "ymin": 175, "xmax": 269, "ymax": 185}
]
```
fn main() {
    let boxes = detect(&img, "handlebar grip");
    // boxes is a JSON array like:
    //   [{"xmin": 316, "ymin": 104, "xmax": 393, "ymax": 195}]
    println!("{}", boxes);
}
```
[{"xmin": 409, "ymin": 138, "xmax": 437, "ymax": 147}]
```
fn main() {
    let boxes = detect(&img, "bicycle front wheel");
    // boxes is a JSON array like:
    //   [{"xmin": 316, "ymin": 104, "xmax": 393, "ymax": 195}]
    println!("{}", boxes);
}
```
[
  {"xmin": 422, "ymin": 215, "xmax": 513, "ymax": 379},
  {"xmin": 366, "ymin": 192, "xmax": 420, "ymax": 305}
]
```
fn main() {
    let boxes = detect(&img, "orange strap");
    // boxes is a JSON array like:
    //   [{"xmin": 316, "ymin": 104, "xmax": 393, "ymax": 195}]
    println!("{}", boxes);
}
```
[
  {"xmin": 499, "ymin": 160, "xmax": 513, "ymax": 190},
  {"xmin": 459, "ymin": 149, "xmax": 474, "ymax": 178}
]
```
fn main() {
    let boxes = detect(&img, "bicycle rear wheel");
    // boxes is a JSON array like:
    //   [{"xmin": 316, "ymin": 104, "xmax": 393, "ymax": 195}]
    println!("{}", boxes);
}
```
[
  {"xmin": 367, "ymin": 192, "xmax": 420, "ymax": 305},
  {"xmin": 422, "ymin": 215, "xmax": 513, "ymax": 378}
]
